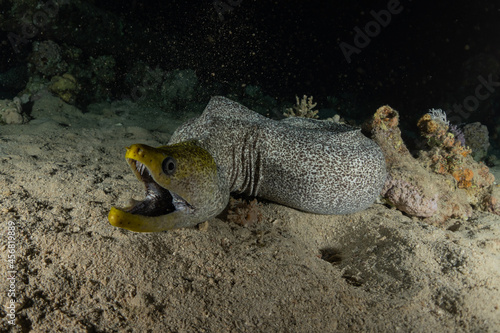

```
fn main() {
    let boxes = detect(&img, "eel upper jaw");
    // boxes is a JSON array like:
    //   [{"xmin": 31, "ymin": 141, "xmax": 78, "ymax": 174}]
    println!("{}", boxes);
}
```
[{"xmin": 123, "ymin": 158, "xmax": 194, "ymax": 217}]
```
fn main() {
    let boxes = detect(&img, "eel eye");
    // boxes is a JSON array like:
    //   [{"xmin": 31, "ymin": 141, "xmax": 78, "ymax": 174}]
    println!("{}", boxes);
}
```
[{"xmin": 162, "ymin": 157, "xmax": 177, "ymax": 175}]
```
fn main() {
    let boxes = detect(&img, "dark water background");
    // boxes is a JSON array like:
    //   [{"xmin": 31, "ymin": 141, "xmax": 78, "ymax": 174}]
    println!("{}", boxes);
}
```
[{"xmin": 1, "ymin": 0, "xmax": 499, "ymax": 151}]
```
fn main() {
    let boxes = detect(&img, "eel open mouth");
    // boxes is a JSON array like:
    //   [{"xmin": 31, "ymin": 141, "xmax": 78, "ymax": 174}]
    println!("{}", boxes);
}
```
[{"xmin": 124, "ymin": 159, "xmax": 193, "ymax": 216}]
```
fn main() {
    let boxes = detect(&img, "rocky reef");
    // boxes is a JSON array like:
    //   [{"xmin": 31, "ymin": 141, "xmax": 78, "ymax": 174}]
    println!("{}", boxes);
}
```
[
  {"xmin": 368, "ymin": 105, "xmax": 499, "ymax": 224},
  {"xmin": 463, "ymin": 122, "xmax": 490, "ymax": 161},
  {"xmin": 0, "ymin": 97, "xmax": 28, "ymax": 124},
  {"xmin": 49, "ymin": 73, "xmax": 79, "ymax": 104}
]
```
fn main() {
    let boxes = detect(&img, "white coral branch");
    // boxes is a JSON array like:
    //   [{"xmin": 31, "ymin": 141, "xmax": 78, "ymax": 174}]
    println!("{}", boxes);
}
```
[{"xmin": 284, "ymin": 95, "xmax": 319, "ymax": 119}]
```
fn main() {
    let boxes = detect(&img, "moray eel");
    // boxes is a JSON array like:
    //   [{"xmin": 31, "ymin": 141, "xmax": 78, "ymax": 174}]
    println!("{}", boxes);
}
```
[{"xmin": 108, "ymin": 96, "xmax": 386, "ymax": 232}]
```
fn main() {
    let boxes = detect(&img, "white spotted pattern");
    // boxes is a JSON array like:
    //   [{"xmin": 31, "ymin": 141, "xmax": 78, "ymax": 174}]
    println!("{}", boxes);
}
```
[{"xmin": 169, "ymin": 97, "xmax": 387, "ymax": 215}]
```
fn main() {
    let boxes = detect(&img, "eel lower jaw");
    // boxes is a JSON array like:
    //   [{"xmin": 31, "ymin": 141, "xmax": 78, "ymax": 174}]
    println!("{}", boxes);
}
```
[
  {"xmin": 108, "ymin": 159, "xmax": 194, "ymax": 232},
  {"xmin": 124, "ymin": 182, "xmax": 193, "ymax": 216}
]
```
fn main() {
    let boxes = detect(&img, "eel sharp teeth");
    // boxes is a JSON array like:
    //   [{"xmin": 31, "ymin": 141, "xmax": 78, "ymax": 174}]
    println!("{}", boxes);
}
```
[{"xmin": 136, "ymin": 161, "xmax": 146, "ymax": 175}]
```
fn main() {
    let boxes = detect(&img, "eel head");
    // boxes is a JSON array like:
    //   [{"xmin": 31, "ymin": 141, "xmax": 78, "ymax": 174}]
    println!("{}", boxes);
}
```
[{"xmin": 108, "ymin": 141, "xmax": 223, "ymax": 232}]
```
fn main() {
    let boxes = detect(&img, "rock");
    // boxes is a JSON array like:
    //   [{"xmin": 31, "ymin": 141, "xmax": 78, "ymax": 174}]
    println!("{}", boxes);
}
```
[
  {"xmin": 0, "ymin": 98, "xmax": 28, "ymax": 124},
  {"xmin": 49, "ymin": 73, "xmax": 79, "ymax": 104}
]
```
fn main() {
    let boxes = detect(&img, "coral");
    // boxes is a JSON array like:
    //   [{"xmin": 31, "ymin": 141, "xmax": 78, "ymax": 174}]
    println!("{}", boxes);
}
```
[
  {"xmin": 417, "ymin": 113, "xmax": 443, "ymax": 137},
  {"xmin": 28, "ymin": 40, "xmax": 68, "ymax": 77},
  {"xmin": 365, "ymin": 105, "xmax": 409, "ymax": 165},
  {"xmin": 370, "ymin": 105, "xmax": 496, "ymax": 224},
  {"xmin": 371, "ymin": 106, "xmax": 445, "ymax": 220},
  {"xmin": 463, "ymin": 122, "xmax": 490, "ymax": 161},
  {"xmin": 475, "ymin": 163, "xmax": 495, "ymax": 188},
  {"xmin": 480, "ymin": 186, "xmax": 500, "ymax": 215},
  {"xmin": 382, "ymin": 178, "xmax": 438, "ymax": 217},
  {"xmin": 49, "ymin": 73, "xmax": 79, "ymax": 104},
  {"xmin": 451, "ymin": 168, "xmax": 474, "ymax": 189},
  {"xmin": 284, "ymin": 95, "xmax": 318, "ymax": 119},
  {"xmin": 417, "ymin": 110, "xmax": 472, "ymax": 176},
  {"xmin": 448, "ymin": 124, "xmax": 466, "ymax": 147},
  {"xmin": 428, "ymin": 108, "xmax": 449, "ymax": 127},
  {"xmin": 0, "ymin": 97, "xmax": 28, "ymax": 124},
  {"xmin": 417, "ymin": 111, "xmax": 453, "ymax": 145},
  {"xmin": 418, "ymin": 109, "xmax": 494, "ymax": 204},
  {"xmin": 371, "ymin": 105, "xmax": 400, "ymax": 130}
]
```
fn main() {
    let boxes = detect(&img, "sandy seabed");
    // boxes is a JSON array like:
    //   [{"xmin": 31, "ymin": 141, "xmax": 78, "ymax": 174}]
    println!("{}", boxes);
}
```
[{"xmin": 1, "ymin": 94, "xmax": 499, "ymax": 332}]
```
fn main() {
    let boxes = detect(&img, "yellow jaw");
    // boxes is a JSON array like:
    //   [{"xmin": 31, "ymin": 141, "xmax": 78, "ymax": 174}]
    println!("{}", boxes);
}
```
[
  {"xmin": 108, "ymin": 206, "xmax": 178, "ymax": 232},
  {"xmin": 108, "ymin": 142, "xmax": 220, "ymax": 232},
  {"xmin": 124, "ymin": 144, "xmax": 168, "ymax": 185}
]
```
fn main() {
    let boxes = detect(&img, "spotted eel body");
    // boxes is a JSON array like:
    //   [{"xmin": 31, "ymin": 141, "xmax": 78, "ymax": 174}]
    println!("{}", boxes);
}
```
[{"xmin": 108, "ymin": 96, "xmax": 386, "ymax": 232}]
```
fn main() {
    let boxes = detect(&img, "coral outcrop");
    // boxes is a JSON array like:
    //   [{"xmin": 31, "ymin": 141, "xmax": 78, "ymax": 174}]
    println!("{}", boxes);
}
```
[
  {"xmin": 368, "ymin": 106, "xmax": 498, "ymax": 224},
  {"xmin": 49, "ymin": 73, "xmax": 79, "ymax": 104},
  {"xmin": 368, "ymin": 106, "xmax": 442, "ymax": 219},
  {"xmin": 0, "ymin": 98, "xmax": 28, "ymax": 124},
  {"xmin": 28, "ymin": 40, "xmax": 68, "ymax": 77},
  {"xmin": 417, "ymin": 110, "xmax": 494, "ymax": 203},
  {"xmin": 480, "ymin": 185, "xmax": 500, "ymax": 215}
]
